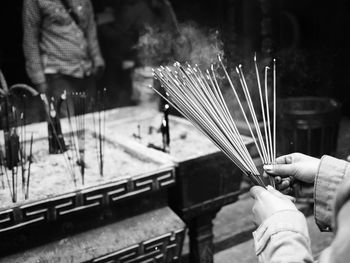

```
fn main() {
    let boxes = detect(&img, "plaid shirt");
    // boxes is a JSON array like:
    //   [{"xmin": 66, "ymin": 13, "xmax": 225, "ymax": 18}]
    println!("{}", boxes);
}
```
[{"xmin": 23, "ymin": 0, "xmax": 104, "ymax": 85}]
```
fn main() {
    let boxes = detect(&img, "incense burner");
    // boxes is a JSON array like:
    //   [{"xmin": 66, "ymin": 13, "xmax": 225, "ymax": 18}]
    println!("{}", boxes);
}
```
[
  {"xmin": 0, "ymin": 120, "xmax": 184, "ymax": 261},
  {"xmin": 104, "ymin": 107, "xmax": 254, "ymax": 215},
  {"xmin": 103, "ymin": 106, "xmax": 255, "ymax": 262}
]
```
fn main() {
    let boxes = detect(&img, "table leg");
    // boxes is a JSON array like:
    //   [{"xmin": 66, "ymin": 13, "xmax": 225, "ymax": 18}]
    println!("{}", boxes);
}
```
[{"xmin": 188, "ymin": 210, "xmax": 219, "ymax": 263}]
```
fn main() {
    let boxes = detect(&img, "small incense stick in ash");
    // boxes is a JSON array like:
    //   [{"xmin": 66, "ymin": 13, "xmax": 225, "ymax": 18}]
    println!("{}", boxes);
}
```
[
  {"xmin": 92, "ymin": 89, "xmax": 106, "ymax": 177},
  {"xmin": 25, "ymin": 133, "xmax": 34, "ymax": 199},
  {"xmin": 152, "ymin": 55, "xmax": 278, "ymax": 187}
]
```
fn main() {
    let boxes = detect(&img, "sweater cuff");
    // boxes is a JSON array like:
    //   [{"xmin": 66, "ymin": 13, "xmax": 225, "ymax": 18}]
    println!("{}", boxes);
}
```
[
  {"xmin": 253, "ymin": 210, "xmax": 309, "ymax": 256},
  {"xmin": 314, "ymin": 155, "xmax": 349, "ymax": 231},
  {"xmin": 93, "ymin": 56, "xmax": 105, "ymax": 68}
]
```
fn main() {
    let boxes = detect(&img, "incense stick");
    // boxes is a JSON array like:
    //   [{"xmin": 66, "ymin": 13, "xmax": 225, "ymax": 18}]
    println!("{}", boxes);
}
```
[
  {"xmin": 264, "ymin": 67, "xmax": 274, "ymax": 164},
  {"xmin": 25, "ymin": 133, "xmax": 33, "ymax": 199},
  {"xmin": 92, "ymin": 89, "xmax": 106, "ymax": 177},
  {"xmin": 0, "ymin": 142, "xmax": 13, "ymax": 200},
  {"xmin": 152, "ymin": 56, "xmax": 278, "ymax": 187},
  {"xmin": 0, "ymin": 164, "xmax": 4, "ymax": 189},
  {"xmin": 273, "ymin": 59, "xmax": 277, "ymax": 162},
  {"xmin": 69, "ymin": 92, "xmax": 87, "ymax": 185}
]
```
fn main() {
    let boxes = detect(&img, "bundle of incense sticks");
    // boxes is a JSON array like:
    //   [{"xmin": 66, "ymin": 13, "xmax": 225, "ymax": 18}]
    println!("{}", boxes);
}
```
[
  {"xmin": 41, "ymin": 93, "xmax": 76, "ymax": 187},
  {"xmin": 0, "ymin": 70, "xmax": 37, "ymax": 201},
  {"xmin": 152, "ymin": 55, "xmax": 277, "ymax": 187},
  {"xmin": 0, "ymin": 104, "xmax": 34, "ymax": 202},
  {"xmin": 67, "ymin": 92, "xmax": 87, "ymax": 185}
]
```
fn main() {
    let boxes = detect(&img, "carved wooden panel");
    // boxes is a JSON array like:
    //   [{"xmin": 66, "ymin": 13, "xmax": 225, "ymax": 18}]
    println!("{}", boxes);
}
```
[
  {"xmin": 90, "ymin": 229, "xmax": 184, "ymax": 263},
  {"xmin": 0, "ymin": 169, "xmax": 175, "ymax": 234}
]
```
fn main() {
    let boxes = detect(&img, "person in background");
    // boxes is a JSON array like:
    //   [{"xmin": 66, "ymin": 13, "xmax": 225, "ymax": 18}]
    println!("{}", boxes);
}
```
[
  {"xmin": 250, "ymin": 153, "xmax": 350, "ymax": 262},
  {"xmin": 22, "ymin": 0, "xmax": 105, "ymax": 112}
]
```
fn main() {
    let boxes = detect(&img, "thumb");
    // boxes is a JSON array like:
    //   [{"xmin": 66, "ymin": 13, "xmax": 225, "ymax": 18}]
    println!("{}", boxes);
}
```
[
  {"xmin": 264, "ymin": 163, "xmax": 296, "ymax": 178},
  {"xmin": 250, "ymin": 186, "xmax": 266, "ymax": 199}
]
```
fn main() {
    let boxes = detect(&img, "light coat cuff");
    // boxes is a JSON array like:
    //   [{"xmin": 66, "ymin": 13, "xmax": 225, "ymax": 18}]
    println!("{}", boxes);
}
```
[
  {"xmin": 314, "ymin": 155, "xmax": 350, "ymax": 231},
  {"xmin": 253, "ymin": 210, "xmax": 309, "ymax": 256}
]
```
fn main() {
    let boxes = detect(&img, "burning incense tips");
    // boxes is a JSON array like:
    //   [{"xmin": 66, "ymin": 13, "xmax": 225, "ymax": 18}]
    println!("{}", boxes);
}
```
[{"xmin": 152, "ymin": 56, "xmax": 278, "ymax": 187}]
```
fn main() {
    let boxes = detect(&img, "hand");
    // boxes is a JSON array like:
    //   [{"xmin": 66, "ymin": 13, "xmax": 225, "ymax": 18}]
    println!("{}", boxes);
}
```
[
  {"xmin": 93, "ymin": 65, "xmax": 105, "ymax": 79},
  {"xmin": 264, "ymin": 153, "xmax": 320, "ymax": 194},
  {"xmin": 122, "ymin": 60, "xmax": 135, "ymax": 70},
  {"xmin": 36, "ymin": 82, "xmax": 48, "ymax": 94},
  {"xmin": 250, "ymin": 186, "xmax": 297, "ymax": 225}
]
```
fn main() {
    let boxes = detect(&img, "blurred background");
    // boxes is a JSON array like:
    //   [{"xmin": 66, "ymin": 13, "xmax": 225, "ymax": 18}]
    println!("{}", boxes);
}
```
[
  {"xmin": 0, "ymin": 1, "xmax": 349, "ymax": 262},
  {"xmin": 1, "ymin": 0, "xmax": 349, "ymax": 115}
]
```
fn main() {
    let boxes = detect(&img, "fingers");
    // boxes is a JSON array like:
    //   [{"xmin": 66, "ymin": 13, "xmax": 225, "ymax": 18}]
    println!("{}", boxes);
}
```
[
  {"xmin": 266, "ymin": 185, "xmax": 284, "ymax": 196},
  {"xmin": 274, "ymin": 176, "xmax": 294, "ymax": 194},
  {"xmin": 285, "ymin": 195, "xmax": 296, "ymax": 203},
  {"xmin": 267, "ymin": 186, "xmax": 296, "ymax": 202},
  {"xmin": 280, "ymin": 177, "xmax": 292, "ymax": 188},
  {"xmin": 263, "ymin": 163, "xmax": 296, "ymax": 177},
  {"xmin": 274, "ymin": 176, "xmax": 281, "ymax": 184},
  {"xmin": 250, "ymin": 186, "xmax": 266, "ymax": 199},
  {"xmin": 279, "ymin": 186, "xmax": 293, "ymax": 195},
  {"xmin": 275, "ymin": 154, "xmax": 294, "ymax": 164}
]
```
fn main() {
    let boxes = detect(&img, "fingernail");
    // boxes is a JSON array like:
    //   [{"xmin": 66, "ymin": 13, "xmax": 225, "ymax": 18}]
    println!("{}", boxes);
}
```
[
  {"xmin": 267, "ymin": 185, "xmax": 274, "ymax": 190},
  {"xmin": 263, "ymin": 165, "xmax": 273, "ymax": 172}
]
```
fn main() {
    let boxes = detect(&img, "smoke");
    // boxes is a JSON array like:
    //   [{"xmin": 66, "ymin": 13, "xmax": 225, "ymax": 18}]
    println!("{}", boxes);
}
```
[
  {"xmin": 136, "ymin": 21, "xmax": 272, "ymax": 122},
  {"xmin": 136, "ymin": 22, "xmax": 224, "ymax": 69},
  {"xmin": 177, "ymin": 22, "xmax": 224, "ymax": 69},
  {"xmin": 136, "ymin": 25, "xmax": 173, "ymax": 66}
]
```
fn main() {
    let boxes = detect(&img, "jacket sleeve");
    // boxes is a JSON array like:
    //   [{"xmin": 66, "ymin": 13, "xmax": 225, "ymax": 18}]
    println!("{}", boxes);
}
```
[
  {"xmin": 22, "ymin": 0, "xmax": 46, "ymax": 85},
  {"xmin": 314, "ymin": 155, "xmax": 350, "ymax": 231},
  {"xmin": 253, "ymin": 210, "xmax": 314, "ymax": 263},
  {"xmin": 86, "ymin": 0, "xmax": 105, "ymax": 69}
]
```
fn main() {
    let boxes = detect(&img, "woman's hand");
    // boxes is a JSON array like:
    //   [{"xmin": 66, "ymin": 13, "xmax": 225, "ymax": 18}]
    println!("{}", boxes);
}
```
[
  {"xmin": 250, "ymin": 186, "xmax": 297, "ymax": 225},
  {"xmin": 264, "ymin": 153, "xmax": 320, "ymax": 194}
]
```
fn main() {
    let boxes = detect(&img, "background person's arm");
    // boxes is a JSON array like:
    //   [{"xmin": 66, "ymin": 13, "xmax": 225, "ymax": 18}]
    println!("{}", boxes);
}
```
[
  {"xmin": 86, "ymin": 0, "xmax": 105, "ymax": 74},
  {"xmin": 22, "ymin": 0, "xmax": 46, "ymax": 87}
]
